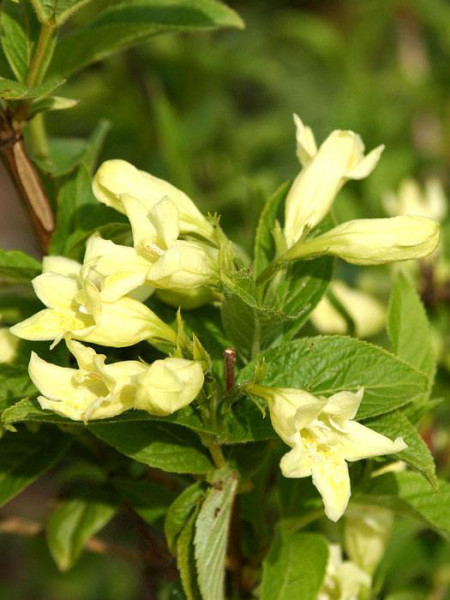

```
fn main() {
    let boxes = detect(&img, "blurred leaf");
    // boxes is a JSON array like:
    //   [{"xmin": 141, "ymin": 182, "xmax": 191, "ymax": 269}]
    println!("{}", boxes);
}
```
[
  {"xmin": 367, "ymin": 411, "xmax": 437, "ymax": 489},
  {"xmin": 240, "ymin": 336, "xmax": 428, "ymax": 420},
  {"xmin": 261, "ymin": 530, "xmax": 328, "ymax": 600},
  {"xmin": 50, "ymin": 0, "xmax": 245, "ymax": 78},
  {"xmin": 165, "ymin": 481, "xmax": 205, "ymax": 552},
  {"xmin": 194, "ymin": 467, "xmax": 238, "ymax": 600},
  {"xmin": 47, "ymin": 486, "xmax": 118, "ymax": 571},
  {"xmin": 28, "ymin": 95, "xmax": 79, "ymax": 118},
  {"xmin": 0, "ymin": 76, "xmax": 62, "ymax": 100},
  {"xmin": 0, "ymin": 428, "xmax": 71, "ymax": 508},
  {"xmin": 0, "ymin": 364, "xmax": 36, "ymax": 411},
  {"xmin": 113, "ymin": 478, "xmax": 175, "ymax": 524},
  {"xmin": 32, "ymin": 137, "xmax": 87, "ymax": 177},
  {"xmin": 388, "ymin": 272, "xmax": 435, "ymax": 385},
  {"xmin": 0, "ymin": 249, "xmax": 41, "ymax": 281},
  {"xmin": 0, "ymin": 1, "xmax": 40, "ymax": 81},
  {"xmin": 89, "ymin": 421, "xmax": 213, "ymax": 474},
  {"xmin": 355, "ymin": 471, "xmax": 450, "ymax": 539}
]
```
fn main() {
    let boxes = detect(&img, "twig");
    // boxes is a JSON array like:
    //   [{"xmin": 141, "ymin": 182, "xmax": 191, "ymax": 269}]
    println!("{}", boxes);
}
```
[{"xmin": 0, "ymin": 516, "xmax": 140, "ymax": 562}]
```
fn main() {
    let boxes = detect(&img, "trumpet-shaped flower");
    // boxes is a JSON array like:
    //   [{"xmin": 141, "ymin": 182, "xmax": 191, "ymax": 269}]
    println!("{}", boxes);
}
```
[
  {"xmin": 93, "ymin": 159, "xmax": 214, "ymax": 241},
  {"xmin": 318, "ymin": 544, "xmax": 371, "ymax": 600},
  {"xmin": 84, "ymin": 196, "xmax": 219, "ymax": 301},
  {"xmin": 283, "ymin": 216, "xmax": 439, "ymax": 266},
  {"xmin": 29, "ymin": 340, "xmax": 204, "ymax": 421},
  {"xmin": 311, "ymin": 281, "xmax": 385, "ymax": 337},
  {"xmin": 344, "ymin": 506, "xmax": 393, "ymax": 576},
  {"xmin": 284, "ymin": 115, "xmax": 384, "ymax": 246},
  {"xmin": 10, "ymin": 256, "xmax": 176, "ymax": 348},
  {"xmin": 246, "ymin": 385, "xmax": 406, "ymax": 521},
  {"xmin": 383, "ymin": 178, "xmax": 447, "ymax": 222}
]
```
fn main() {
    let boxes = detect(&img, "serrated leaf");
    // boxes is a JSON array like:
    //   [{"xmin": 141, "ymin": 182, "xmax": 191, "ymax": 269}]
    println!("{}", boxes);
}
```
[
  {"xmin": 0, "ymin": 76, "xmax": 62, "ymax": 99},
  {"xmin": 240, "ymin": 336, "xmax": 428, "ymax": 420},
  {"xmin": 261, "ymin": 530, "xmax": 328, "ymax": 600},
  {"xmin": 0, "ymin": 365, "xmax": 36, "ymax": 411},
  {"xmin": 89, "ymin": 421, "xmax": 213, "ymax": 474},
  {"xmin": 366, "ymin": 411, "xmax": 437, "ymax": 489},
  {"xmin": 0, "ymin": 427, "xmax": 71, "ymax": 508},
  {"xmin": 388, "ymin": 272, "xmax": 435, "ymax": 384},
  {"xmin": 47, "ymin": 486, "xmax": 118, "ymax": 571},
  {"xmin": 354, "ymin": 471, "xmax": 450, "ymax": 539},
  {"xmin": 0, "ymin": 1, "xmax": 40, "ymax": 81},
  {"xmin": 177, "ymin": 506, "xmax": 202, "ymax": 600},
  {"xmin": 0, "ymin": 249, "xmax": 41, "ymax": 281},
  {"xmin": 50, "ymin": 0, "xmax": 244, "ymax": 78},
  {"xmin": 113, "ymin": 478, "xmax": 175, "ymax": 525},
  {"xmin": 165, "ymin": 481, "xmax": 205, "ymax": 552},
  {"xmin": 194, "ymin": 467, "xmax": 238, "ymax": 600},
  {"xmin": 30, "ymin": 0, "xmax": 93, "ymax": 25}
]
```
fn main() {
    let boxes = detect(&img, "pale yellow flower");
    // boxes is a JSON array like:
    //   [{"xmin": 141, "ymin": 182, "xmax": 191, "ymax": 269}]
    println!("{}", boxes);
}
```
[
  {"xmin": 247, "ymin": 385, "xmax": 406, "ymax": 521},
  {"xmin": 283, "ymin": 216, "xmax": 439, "ymax": 266},
  {"xmin": 29, "ymin": 340, "xmax": 204, "ymax": 421},
  {"xmin": 84, "ymin": 196, "xmax": 219, "ymax": 302},
  {"xmin": 0, "ymin": 327, "xmax": 19, "ymax": 363},
  {"xmin": 383, "ymin": 178, "xmax": 447, "ymax": 222},
  {"xmin": 284, "ymin": 115, "xmax": 384, "ymax": 246},
  {"xmin": 10, "ymin": 256, "xmax": 176, "ymax": 348},
  {"xmin": 93, "ymin": 159, "xmax": 214, "ymax": 240},
  {"xmin": 318, "ymin": 544, "xmax": 371, "ymax": 600},
  {"xmin": 311, "ymin": 281, "xmax": 385, "ymax": 338}
]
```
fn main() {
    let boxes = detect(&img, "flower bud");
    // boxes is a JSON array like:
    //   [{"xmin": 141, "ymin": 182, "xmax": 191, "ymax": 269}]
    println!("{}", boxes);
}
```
[
  {"xmin": 156, "ymin": 287, "xmax": 216, "ymax": 310},
  {"xmin": 93, "ymin": 159, "xmax": 214, "ymax": 240},
  {"xmin": 283, "ymin": 216, "xmax": 440, "ymax": 265},
  {"xmin": 284, "ymin": 116, "xmax": 384, "ymax": 246},
  {"xmin": 134, "ymin": 358, "xmax": 204, "ymax": 416}
]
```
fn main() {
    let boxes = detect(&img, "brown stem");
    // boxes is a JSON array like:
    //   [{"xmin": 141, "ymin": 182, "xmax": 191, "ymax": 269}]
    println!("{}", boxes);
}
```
[
  {"xmin": 223, "ymin": 348, "xmax": 237, "ymax": 393},
  {"xmin": 0, "ymin": 516, "xmax": 139, "ymax": 562},
  {"xmin": 0, "ymin": 107, "xmax": 54, "ymax": 254}
]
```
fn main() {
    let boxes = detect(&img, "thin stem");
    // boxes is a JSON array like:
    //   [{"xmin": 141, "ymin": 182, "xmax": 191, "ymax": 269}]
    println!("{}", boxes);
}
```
[
  {"xmin": 25, "ymin": 22, "xmax": 55, "ymax": 88},
  {"xmin": 205, "ymin": 438, "xmax": 226, "ymax": 468},
  {"xmin": 27, "ymin": 113, "xmax": 50, "ymax": 158}
]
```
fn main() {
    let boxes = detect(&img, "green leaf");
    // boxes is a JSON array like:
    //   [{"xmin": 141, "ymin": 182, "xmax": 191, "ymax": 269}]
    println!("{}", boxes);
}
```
[
  {"xmin": 388, "ymin": 272, "xmax": 435, "ymax": 384},
  {"xmin": 355, "ymin": 471, "xmax": 450, "ymax": 539},
  {"xmin": 194, "ymin": 467, "xmax": 238, "ymax": 600},
  {"xmin": 261, "ymin": 530, "xmax": 328, "ymax": 600},
  {"xmin": 47, "ymin": 486, "xmax": 118, "ymax": 571},
  {"xmin": 30, "ymin": 0, "xmax": 93, "ymax": 25},
  {"xmin": 0, "ymin": 365, "xmax": 36, "ymax": 411},
  {"xmin": 0, "ymin": 428, "xmax": 71, "ymax": 508},
  {"xmin": 89, "ymin": 421, "xmax": 213, "ymax": 474},
  {"xmin": 165, "ymin": 481, "xmax": 205, "ymax": 552},
  {"xmin": 0, "ymin": 249, "xmax": 41, "ymax": 281},
  {"xmin": 366, "ymin": 411, "xmax": 437, "ymax": 489},
  {"xmin": 0, "ymin": 1, "xmax": 40, "ymax": 81},
  {"xmin": 50, "ymin": 0, "xmax": 244, "ymax": 78},
  {"xmin": 0, "ymin": 76, "xmax": 62, "ymax": 99},
  {"xmin": 240, "ymin": 336, "xmax": 428, "ymax": 420},
  {"xmin": 253, "ymin": 181, "xmax": 290, "ymax": 277},
  {"xmin": 32, "ymin": 137, "xmax": 87, "ymax": 177},
  {"xmin": 49, "ymin": 119, "xmax": 111, "ymax": 254},
  {"xmin": 28, "ymin": 95, "xmax": 79, "ymax": 118},
  {"xmin": 177, "ymin": 506, "xmax": 202, "ymax": 600},
  {"xmin": 113, "ymin": 478, "xmax": 175, "ymax": 525}
]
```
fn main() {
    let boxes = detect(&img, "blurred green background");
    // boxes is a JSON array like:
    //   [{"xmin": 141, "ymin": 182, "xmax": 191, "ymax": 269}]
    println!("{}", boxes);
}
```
[{"xmin": 1, "ymin": 0, "xmax": 450, "ymax": 598}]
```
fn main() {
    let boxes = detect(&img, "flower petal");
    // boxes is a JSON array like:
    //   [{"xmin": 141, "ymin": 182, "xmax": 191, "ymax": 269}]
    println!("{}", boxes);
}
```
[
  {"xmin": 32, "ymin": 273, "xmax": 78, "ymax": 309},
  {"xmin": 29, "ymin": 352, "xmax": 80, "ymax": 402},
  {"xmin": 42, "ymin": 256, "xmax": 81, "ymax": 276},
  {"xmin": 323, "ymin": 389, "xmax": 363, "ymax": 422},
  {"xmin": 311, "ymin": 456, "xmax": 351, "ymax": 522},
  {"xmin": 66, "ymin": 339, "xmax": 98, "ymax": 371},
  {"xmin": 293, "ymin": 114, "xmax": 317, "ymax": 166},
  {"xmin": 346, "ymin": 144, "xmax": 384, "ymax": 180},
  {"xmin": 279, "ymin": 438, "xmax": 312, "ymax": 478},
  {"xmin": 340, "ymin": 421, "xmax": 407, "ymax": 462},
  {"xmin": 10, "ymin": 308, "xmax": 93, "ymax": 341}
]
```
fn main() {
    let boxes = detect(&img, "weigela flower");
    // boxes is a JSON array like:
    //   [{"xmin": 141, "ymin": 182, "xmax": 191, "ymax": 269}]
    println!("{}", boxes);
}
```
[
  {"xmin": 284, "ymin": 115, "xmax": 384, "ymax": 246},
  {"xmin": 311, "ymin": 281, "xmax": 385, "ymax": 338},
  {"xmin": 383, "ymin": 178, "xmax": 447, "ymax": 222},
  {"xmin": 29, "ymin": 340, "xmax": 204, "ymax": 421},
  {"xmin": 283, "ymin": 216, "xmax": 440, "ymax": 266},
  {"xmin": 93, "ymin": 159, "xmax": 214, "ymax": 241},
  {"xmin": 246, "ymin": 385, "xmax": 406, "ymax": 521},
  {"xmin": 10, "ymin": 256, "xmax": 176, "ymax": 348},
  {"xmin": 318, "ymin": 544, "xmax": 371, "ymax": 600},
  {"xmin": 84, "ymin": 196, "xmax": 219, "ymax": 302}
]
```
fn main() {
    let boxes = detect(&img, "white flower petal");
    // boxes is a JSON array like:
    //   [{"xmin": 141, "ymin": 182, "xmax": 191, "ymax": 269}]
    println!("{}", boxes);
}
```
[
  {"xmin": 32, "ymin": 273, "xmax": 78, "ymax": 309},
  {"xmin": 323, "ymin": 389, "xmax": 363, "ymax": 422},
  {"xmin": 10, "ymin": 308, "xmax": 93, "ymax": 341},
  {"xmin": 311, "ymin": 456, "xmax": 351, "ymax": 522},
  {"xmin": 340, "ymin": 421, "xmax": 407, "ymax": 462},
  {"xmin": 42, "ymin": 256, "xmax": 81, "ymax": 276},
  {"xmin": 279, "ymin": 439, "xmax": 312, "ymax": 478},
  {"xmin": 346, "ymin": 144, "xmax": 384, "ymax": 179},
  {"xmin": 293, "ymin": 114, "xmax": 317, "ymax": 166}
]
